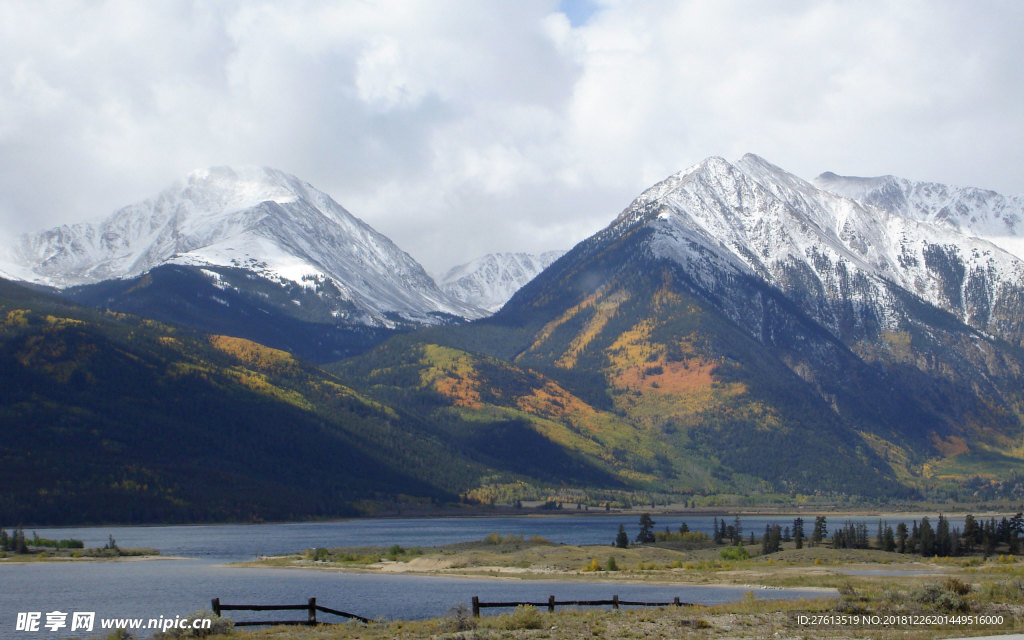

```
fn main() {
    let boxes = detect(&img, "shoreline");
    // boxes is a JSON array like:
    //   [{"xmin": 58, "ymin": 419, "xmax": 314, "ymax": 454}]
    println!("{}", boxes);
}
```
[
  {"xmin": 224, "ymin": 558, "xmax": 843, "ymax": 593},
  {"xmin": 17, "ymin": 507, "xmax": 1019, "ymax": 531}
]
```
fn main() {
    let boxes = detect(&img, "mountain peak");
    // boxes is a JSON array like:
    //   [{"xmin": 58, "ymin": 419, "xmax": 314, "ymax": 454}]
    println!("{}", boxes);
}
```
[
  {"xmin": 440, "ymin": 250, "xmax": 565, "ymax": 313},
  {"xmin": 4, "ymin": 167, "xmax": 484, "ymax": 324}
]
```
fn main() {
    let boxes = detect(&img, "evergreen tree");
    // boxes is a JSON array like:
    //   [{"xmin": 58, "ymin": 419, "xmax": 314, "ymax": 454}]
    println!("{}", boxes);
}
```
[
  {"xmin": 793, "ymin": 517, "xmax": 804, "ymax": 549},
  {"xmin": 950, "ymin": 526, "xmax": 961, "ymax": 557},
  {"xmin": 919, "ymin": 517, "xmax": 935, "ymax": 556},
  {"xmin": 962, "ymin": 515, "xmax": 979, "ymax": 553},
  {"xmin": 811, "ymin": 516, "xmax": 827, "ymax": 546},
  {"xmin": 896, "ymin": 522, "xmax": 908, "ymax": 554},
  {"xmin": 1009, "ymin": 513, "xmax": 1023, "ymax": 554},
  {"xmin": 733, "ymin": 516, "xmax": 743, "ymax": 545},
  {"xmin": 761, "ymin": 524, "xmax": 781, "ymax": 554},
  {"xmin": 936, "ymin": 515, "xmax": 951, "ymax": 557},
  {"xmin": 713, "ymin": 518, "xmax": 721, "ymax": 544},
  {"xmin": 983, "ymin": 519, "xmax": 997, "ymax": 557},
  {"xmin": 636, "ymin": 513, "xmax": 656, "ymax": 544},
  {"xmin": 882, "ymin": 525, "xmax": 896, "ymax": 552},
  {"xmin": 0, "ymin": 528, "xmax": 8, "ymax": 552},
  {"xmin": 614, "ymin": 524, "xmax": 630, "ymax": 549},
  {"xmin": 679, "ymin": 522, "xmax": 689, "ymax": 534}
]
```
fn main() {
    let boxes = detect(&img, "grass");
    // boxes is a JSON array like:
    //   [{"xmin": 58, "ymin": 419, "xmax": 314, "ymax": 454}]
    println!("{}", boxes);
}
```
[
  {"xmin": 0, "ymin": 547, "xmax": 160, "ymax": 562},
  {"xmin": 222, "ymin": 537, "xmax": 1024, "ymax": 638},
  {"xmin": 172, "ymin": 581, "xmax": 1024, "ymax": 640}
]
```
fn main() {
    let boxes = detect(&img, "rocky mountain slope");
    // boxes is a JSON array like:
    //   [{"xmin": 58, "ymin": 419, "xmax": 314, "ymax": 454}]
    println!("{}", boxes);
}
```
[{"xmin": 814, "ymin": 170, "xmax": 1024, "ymax": 260}]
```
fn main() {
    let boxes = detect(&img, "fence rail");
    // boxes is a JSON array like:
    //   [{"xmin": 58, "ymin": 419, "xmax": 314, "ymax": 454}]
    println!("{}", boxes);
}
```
[
  {"xmin": 211, "ymin": 597, "xmax": 371, "ymax": 626},
  {"xmin": 470, "ymin": 594, "xmax": 694, "ymax": 617}
]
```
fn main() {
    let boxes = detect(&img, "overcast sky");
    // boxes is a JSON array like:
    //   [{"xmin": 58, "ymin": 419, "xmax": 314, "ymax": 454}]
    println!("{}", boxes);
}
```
[{"xmin": 2, "ymin": 0, "xmax": 1022, "ymax": 273}]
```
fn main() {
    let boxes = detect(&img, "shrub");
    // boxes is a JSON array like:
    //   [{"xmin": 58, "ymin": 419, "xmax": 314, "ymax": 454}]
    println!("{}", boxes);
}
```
[
  {"xmin": 483, "ymin": 532, "xmax": 502, "ymax": 545},
  {"xmin": 719, "ymin": 545, "xmax": 750, "ymax": 561},
  {"xmin": 606, "ymin": 556, "xmax": 619, "ymax": 571},
  {"xmin": 445, "ymin": 603, "xmax": 476, "ymax": 632},
  {"xmin": 911, "ymin": 582, "xmax": 970, "ymax": 613},
  {"xmin": 499, "ymin": 605, "xmax": 543, "ymax": 630},
  {"xmin": 582, "ymin": 558, "xmax": 602, "ymax": 572}
]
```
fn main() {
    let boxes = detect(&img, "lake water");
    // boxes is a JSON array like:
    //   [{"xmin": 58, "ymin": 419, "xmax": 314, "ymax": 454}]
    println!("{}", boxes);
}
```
[{"xmin": 1, "ymin": 513, "xmax": 931, "ymax": 638}]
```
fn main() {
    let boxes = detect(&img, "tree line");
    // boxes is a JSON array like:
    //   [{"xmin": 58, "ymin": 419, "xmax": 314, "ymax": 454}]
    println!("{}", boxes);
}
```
[{"xmin": 612, "ymin": 513, "xmax": 1024, "ymax": 558}]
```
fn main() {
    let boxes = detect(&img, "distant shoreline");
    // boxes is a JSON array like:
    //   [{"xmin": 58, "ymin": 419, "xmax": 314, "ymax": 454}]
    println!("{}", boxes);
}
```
[{"xmin": 15, "ymin": 506, "xmax": 1020, "ymax": 530}]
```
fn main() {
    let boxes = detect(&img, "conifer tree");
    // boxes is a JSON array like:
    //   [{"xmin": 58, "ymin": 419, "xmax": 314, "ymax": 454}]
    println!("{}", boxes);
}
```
[
  {"xmin": 636, "ymin": 513, "xmax": 656, "ymax": 544},
  {"xmin": 614, "ymin": 524, "xmax": 630, "ymax": 549},
  {"xmin": 919, "ymin": 517, "xmax": 935, "ymax": 557},
  {"xmin": 811, "ymin": 516, "xmax": 827, "ymax": 546}
]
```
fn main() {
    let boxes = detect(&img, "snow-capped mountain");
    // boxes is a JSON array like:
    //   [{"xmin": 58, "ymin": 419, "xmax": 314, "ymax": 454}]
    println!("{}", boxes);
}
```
[
  {"xmin": 814, "ymin": 171, "xmax": 1024, "ymax": 261},
  {"xmin": 439, "ymin": 251, "xmax": 565, "ymax": 313},
  {"xmin": 489, "ymin": 153, "xmax": 1024, "ymax": 490},
  {"xmin": 4, "ymin": 166, "xmax": 485, "ymax": 326},
  {"xmin": 605, "ymin": 154, "xmax": 1024, "ymax": 348}
]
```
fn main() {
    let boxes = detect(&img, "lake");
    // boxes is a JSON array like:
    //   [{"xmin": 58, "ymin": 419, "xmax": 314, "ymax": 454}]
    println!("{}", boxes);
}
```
[{"xmin": 1, "ymin": 513, "xmax": 933, "ymax": 638}]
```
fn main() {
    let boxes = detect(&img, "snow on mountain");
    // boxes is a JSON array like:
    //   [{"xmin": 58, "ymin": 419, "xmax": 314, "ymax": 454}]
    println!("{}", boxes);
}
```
[
  {"xmin": 439, "ymin": 251, "xmax": 565, "ymax": 313},
  {"xmin": 607, "ymin": 154, "xmax": 1024, "ymax": 347},
  {"xmin": 3, "ymin": 166, "xmax": 485, "ymax": 326},
  {"xmin": 814, "ymin": 171, "xmax": 1024, "ymax": 260}
]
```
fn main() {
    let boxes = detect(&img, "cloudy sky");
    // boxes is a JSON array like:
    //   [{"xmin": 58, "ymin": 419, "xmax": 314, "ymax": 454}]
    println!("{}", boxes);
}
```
[{"xmin": 2, "ymin": 0, "xmax": 1022, "ymax": 273}]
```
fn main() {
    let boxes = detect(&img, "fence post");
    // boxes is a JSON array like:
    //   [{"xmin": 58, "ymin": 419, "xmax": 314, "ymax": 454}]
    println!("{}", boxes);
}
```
[
  {"xmin": 472, "ymin": 596, "xmax": 480, "ymax": 618},
  {"xmin": 548, "ymin": 595, "xmax": 555, "ymax": 612},
  {"xmin": 211, "ymin": 598, "xmax": 220, "ymax": 617},
  {"xmin": 308, "ymin": 597, "xmax": 317, "ymax": 626},
  {"xmin": 612, "ymin": 595, "xmax": 619, "ymax": 609}
]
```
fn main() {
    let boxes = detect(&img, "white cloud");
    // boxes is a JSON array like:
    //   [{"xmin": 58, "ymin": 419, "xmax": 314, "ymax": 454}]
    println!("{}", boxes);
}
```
[{"xmin": 1, "ymin": 0, "xmax": 1021, "ymax": 272}]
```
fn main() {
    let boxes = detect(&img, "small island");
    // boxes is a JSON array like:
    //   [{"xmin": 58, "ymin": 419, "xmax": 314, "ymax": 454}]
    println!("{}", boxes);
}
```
[{"xmin": 0, "ymin": 528, "xmax": 160, "ymax": 561}]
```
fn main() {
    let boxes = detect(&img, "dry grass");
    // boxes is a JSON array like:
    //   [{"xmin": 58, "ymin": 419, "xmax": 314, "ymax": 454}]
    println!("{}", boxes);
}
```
[{"xmin": 225, "ymin": 539, "xmax": 1024, "ymax": 639}]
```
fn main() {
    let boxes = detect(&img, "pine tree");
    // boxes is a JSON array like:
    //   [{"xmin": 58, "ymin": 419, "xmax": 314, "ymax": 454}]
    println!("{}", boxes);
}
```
[
  {"xmin": 793, "ymin": 517, "xmax": 804, "ymax": 549},
  {"xmin": 636, "ymin": 513, "xmax": 656, "ymax": 544},
  {"xmin": 883, "ymin": 525, "xmax": 896, "ymax": 552},
  {"xmin": 896, "ymin": 522, "xmax": 908, "ymax": 554},
  {"xmin": 614, "ymin": 524, "xmax": 630, "ymax": 549},
  {"xmin": 811, "ymin": 516, "xmax": 827, "ymax": 546},
  {"xmin": 962, "ymin": 515, "xmax": 980, "ymax": 552},
  {"xmin": 919, "ymin": 517, "xmax": 935, "ymax": 557},
  {"xmin": 936, "ymin": 515, "xmax": 951, "ymax": 557},
  {"xmin": 983, "ymin": 519, "xmax": 997, "ymax": 557}
]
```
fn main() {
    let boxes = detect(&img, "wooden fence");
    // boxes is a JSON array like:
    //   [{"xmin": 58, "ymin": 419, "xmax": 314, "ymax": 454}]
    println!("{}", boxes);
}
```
[
  {"xmin": 210, "ymin": 597, "xmax": 371, "ymax": 626},
  {"xmin": 470, "ymin": 594, "xmax": 695, "ymax": 617}
]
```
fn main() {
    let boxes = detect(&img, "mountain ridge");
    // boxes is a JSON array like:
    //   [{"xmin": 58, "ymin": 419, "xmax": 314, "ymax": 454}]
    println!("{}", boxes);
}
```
[
  {"xmin": 3, "ymin": 166, "xmax": 485, "ymax": 326},
  {"xmin": 439, "ymin": 251, "xmax": 566, "ymax": 313}
]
